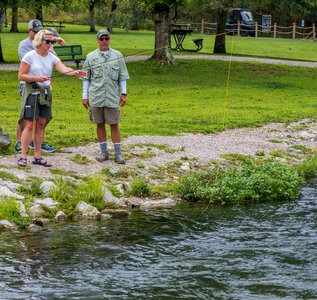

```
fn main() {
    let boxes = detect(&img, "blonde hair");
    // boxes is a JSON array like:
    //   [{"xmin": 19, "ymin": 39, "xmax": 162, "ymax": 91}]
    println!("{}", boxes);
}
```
[{"xmin": 32, "ymin": 30, "xmax": 53, "ymax": 48}]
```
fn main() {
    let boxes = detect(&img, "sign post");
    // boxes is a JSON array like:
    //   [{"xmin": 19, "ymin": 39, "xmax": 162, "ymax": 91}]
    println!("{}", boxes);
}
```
[{"xmin": 262, "ymin": 15, "xmax": 272, "ymax": 32}]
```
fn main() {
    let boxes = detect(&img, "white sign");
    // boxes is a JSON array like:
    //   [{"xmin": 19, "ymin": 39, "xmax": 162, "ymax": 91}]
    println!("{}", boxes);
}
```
[{"xmin": 262, "ymin": 15, "xmax": 271, "ymax": 32}]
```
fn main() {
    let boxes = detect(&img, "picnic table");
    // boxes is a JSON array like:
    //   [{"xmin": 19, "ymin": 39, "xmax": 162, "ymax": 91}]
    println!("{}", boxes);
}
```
[
  {"xmin": 43, "ymin": 21, "xmax": 65, "ymax": 33},
  {"xmin": 171, "ymin": 24, "xmax": 203, "ymax": 52}
]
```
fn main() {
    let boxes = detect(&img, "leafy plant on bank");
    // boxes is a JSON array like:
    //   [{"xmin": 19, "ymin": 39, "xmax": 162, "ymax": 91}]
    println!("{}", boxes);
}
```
[{"xmin": 179, "ymin": 160, "xmax": 303, "ymax": 204}]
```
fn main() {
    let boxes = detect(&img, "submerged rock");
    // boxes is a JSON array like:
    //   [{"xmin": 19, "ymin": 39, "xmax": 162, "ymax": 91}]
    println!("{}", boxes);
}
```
[
  {"xmin": 0, "ymin": 220, "xmax": 18, "ymax": 230},
  {"xmin": 28, "ymin": 223, "xmax": 43, "ymax": 232},
  {"xmin": 100, "ymin": 213, "xmax": 112, "ymax": 220},
  {"xmin": 76, "ymin": 201, "xmax": 100, "ymax": 219},
  {"xmin": 55, "ymin": 211, "xmax": 67, "ymax": 221},
  {"xmin": 101, "ymin": 209, "xmax": 130, "ymax": 218},
  {"xmin": 141, "ymin": 198, "xmax": 176, "ymax": 208},
  {"xmin": 32, "ymin": 218, "xmax": 50, "ymax": 226}
]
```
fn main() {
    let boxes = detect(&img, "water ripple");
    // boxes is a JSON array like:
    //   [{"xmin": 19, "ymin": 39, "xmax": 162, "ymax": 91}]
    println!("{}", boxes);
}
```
[{"xmin": 0, "ymin": 180, "xmax": 316, "ymax": 299}]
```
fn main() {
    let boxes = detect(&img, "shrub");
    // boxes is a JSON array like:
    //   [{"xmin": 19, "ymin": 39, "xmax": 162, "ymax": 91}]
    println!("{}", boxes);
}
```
[{"xmin": 179, "ymin": 160, "xmax": 303, "ymax": 204}]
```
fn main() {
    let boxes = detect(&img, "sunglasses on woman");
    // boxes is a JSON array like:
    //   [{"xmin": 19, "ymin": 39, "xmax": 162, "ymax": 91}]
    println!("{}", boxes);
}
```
[
  {"xmin": 99, "ymin": 37, "xmax": 110, "ymax": 41},
  {"xmin": 42, "ymin": 39, "xmax": 56, "ymax": 44}
]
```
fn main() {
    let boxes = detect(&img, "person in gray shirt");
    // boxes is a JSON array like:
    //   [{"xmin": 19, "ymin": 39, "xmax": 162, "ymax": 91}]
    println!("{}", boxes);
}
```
[{"xmin": 15, "ymin": 19, "xmax": 65, "ymax": 153}]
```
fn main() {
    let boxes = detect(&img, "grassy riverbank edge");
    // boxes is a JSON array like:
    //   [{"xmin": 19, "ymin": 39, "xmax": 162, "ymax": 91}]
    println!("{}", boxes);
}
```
[{"xmin": 0, "ymin": 138, "xmax": 315, "ymax": 231}]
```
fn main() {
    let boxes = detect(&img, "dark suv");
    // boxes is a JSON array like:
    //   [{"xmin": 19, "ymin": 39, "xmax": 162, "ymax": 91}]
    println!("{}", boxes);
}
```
[{"xmin": 226, "ymin": 8, "xmax": 256, "ymax": 37}]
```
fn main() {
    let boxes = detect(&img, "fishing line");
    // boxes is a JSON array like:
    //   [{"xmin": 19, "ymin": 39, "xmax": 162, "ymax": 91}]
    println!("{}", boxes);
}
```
[
  {"xmin": 198, "ymin": 32, "xmax": 235, "ymax": 218},
  {"xmin": 48, "ymin": 31, "xmax": 232, "ymax": 79},
  {"xmin": 45, "ymin": 30, "xmax": 235, "ymax": 210},
  {"xmin": 48, "ymin": 31, "xmax": 234, "ymax": 154}
]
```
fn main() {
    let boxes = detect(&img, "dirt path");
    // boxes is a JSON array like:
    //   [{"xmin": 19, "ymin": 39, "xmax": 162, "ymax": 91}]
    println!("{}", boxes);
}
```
[{"xmin": 1, "ymin": 120, "xmax": 315, "ymax": 181}]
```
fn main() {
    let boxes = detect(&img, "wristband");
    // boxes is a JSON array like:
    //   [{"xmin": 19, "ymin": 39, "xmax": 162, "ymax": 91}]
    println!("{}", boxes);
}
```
[{"xmin": 122, "ymin": 93, "xmax": 127, "ymax": 96}]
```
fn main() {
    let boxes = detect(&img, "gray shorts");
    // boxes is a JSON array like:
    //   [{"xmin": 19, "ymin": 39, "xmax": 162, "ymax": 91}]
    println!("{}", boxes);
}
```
[
  {"xmin": 89, "ymin": 106, "xmax": 120, "ymax": 124},
  {"xmin": 24, "ymin": 94, "xmax": 52, "ymax": 120}
]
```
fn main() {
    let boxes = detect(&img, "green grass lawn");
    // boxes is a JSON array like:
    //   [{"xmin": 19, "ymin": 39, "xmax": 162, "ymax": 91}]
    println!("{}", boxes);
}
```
[
  {"xmin": 1, "ymin": 23, "xmax": 317, "ymax": 63},
  {"xmin": 0, "ymin": 59, "xmax": 316, "ymax": 153}
]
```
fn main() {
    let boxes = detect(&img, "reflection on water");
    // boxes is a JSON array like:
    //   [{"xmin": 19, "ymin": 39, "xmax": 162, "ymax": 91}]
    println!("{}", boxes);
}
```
[{"xmin": 0, "ymin": 179, "xmax": 316, "ymax": 299}]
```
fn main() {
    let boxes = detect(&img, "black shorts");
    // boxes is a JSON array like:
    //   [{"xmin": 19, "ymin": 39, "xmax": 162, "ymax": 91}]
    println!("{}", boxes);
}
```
[{"xmin": 24, "ymin": 94, "xmax": 52, "ymax": 120}]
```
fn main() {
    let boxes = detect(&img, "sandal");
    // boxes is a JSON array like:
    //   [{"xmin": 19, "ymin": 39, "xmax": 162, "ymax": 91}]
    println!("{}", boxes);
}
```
[
  {"xmin": 32, "ymin": 157, "xmax": 52, "ymax": 167},
  {"xmin": 17, "ymin": 157, "xmax": 27, "ymax": 167}
]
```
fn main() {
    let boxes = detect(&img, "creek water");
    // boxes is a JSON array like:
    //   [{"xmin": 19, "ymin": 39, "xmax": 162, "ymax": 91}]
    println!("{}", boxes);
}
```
[{"xmin": 0, "ymin": 179, "xmax": 316, "ymax": 299}]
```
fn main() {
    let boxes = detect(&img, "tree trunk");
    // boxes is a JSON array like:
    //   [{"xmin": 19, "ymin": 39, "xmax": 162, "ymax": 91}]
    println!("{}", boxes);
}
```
[
  {"xmin": 108, "ymin": 13, "xmax": 114, "ymax": 33},
  {"xmin": 10, "ymin": 0, "xmax": 18, "ymax": 32},
  {"xmin": 107, "ymin": 0, "xmax": 118, "ymax": 33},
  {"xmin": 35, "ymin": 3, "xmax": 43, "ymax": 22},
  {"xmin": 151, "ymin": 4, "xmax": 175, "ymax": 65},
  {"xmin": 0, "ymin": 8, "xmax": 4, "ymax": 32},
  {"xmin": 214, "ymin": 8, "xmax": 228, "ymax": 54},
  {"xmin": 0, "ymin": 35, "xmax": 4, "ymax": 62},
  {"xmin": 89, "ymin": 0, "xmax": 95, "ymax": 32}
]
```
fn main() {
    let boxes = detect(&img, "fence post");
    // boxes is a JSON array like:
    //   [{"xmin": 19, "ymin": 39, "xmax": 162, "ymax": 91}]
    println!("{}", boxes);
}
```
[
  {"xmin": 293, "ymin": 23, "xmax": 296, "ymax": 39},
  {"xmin": 201, "ymin": 19, "xmax": 204, "ymax": 34},
  {"xmin": 313, "ymin": 23, "xmax": 316, "ymax": 40},
  {"xmin": 255, "ymin": 22, "xmax": 258, "ymax": 38},
  {"xmin": 237, "ymin": 21, "xmax": 240, "ymax": 37},
  {"xmin": 274, "ymin": 23, "xmax": 277, "ymax": 38}
]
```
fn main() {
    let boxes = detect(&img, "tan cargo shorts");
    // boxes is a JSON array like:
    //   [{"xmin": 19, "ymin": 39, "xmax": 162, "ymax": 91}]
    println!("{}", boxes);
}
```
[{"xmin": 89, "ymin": 106, "xmax": 120, "ymax": 124}]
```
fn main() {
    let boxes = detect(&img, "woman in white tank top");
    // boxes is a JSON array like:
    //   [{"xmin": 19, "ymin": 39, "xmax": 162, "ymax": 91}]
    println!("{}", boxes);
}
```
[{"xmin": 17, "ymin": 29, "xmax": 86, "ymax": 167}]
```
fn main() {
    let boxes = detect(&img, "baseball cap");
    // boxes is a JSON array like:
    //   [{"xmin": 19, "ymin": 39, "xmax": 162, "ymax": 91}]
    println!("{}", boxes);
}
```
[
  {"xmin": 28, "ymin": 19, "xmax": 43, "ymax": 33},
  {"xmin": 97, "ymin": 29, "xmax": 110, "ymax": 38},
  {"xmin": 46, "ymin": 27, "xmax": 59, "ymax": 37}
]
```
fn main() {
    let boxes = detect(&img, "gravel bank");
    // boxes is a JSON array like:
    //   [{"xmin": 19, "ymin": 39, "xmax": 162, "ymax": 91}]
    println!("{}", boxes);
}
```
[{"xmin": 0, "ymin": 119, "xmax": 315, "ymax": 181}]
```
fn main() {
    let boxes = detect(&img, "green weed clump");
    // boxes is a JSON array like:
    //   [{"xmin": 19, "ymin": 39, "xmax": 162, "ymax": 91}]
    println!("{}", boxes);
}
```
[
  {"xmin": 70, "ymin": 154, "xmax": 91, "ymax": 165},
  {"xmin": 295, "ymin": 156, "xmax": 317, "ymax": 179},
  {"xmin": 0, "ymin": 171, "xmax": 21, "ymax": 183},
  {"xmin": 0, "ymin": 198, "xmax": 29, "ymax": 228},
  {"xmin": 179, "ymin": 160, "xmax": 303, "ymax": 204},
  {"xmin": 73, "ymin": 176, "xmax": 105, "ymax": 211},
  {"xmin": 18, "ymin": 180, "xmax": 44, "ymax": 197},
  {"xmin": 50, "ymin": 176, "xmax": 106, "ymax": 217},
  {"xmin": 130, "ymin": 178, "xmax": 152, "ymax": 197}
]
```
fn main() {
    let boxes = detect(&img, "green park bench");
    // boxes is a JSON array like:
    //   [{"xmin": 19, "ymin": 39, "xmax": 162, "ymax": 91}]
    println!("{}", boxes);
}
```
[{"xmin": 53, "ymin": 45, "xmax": 86, "ymax": 69}]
